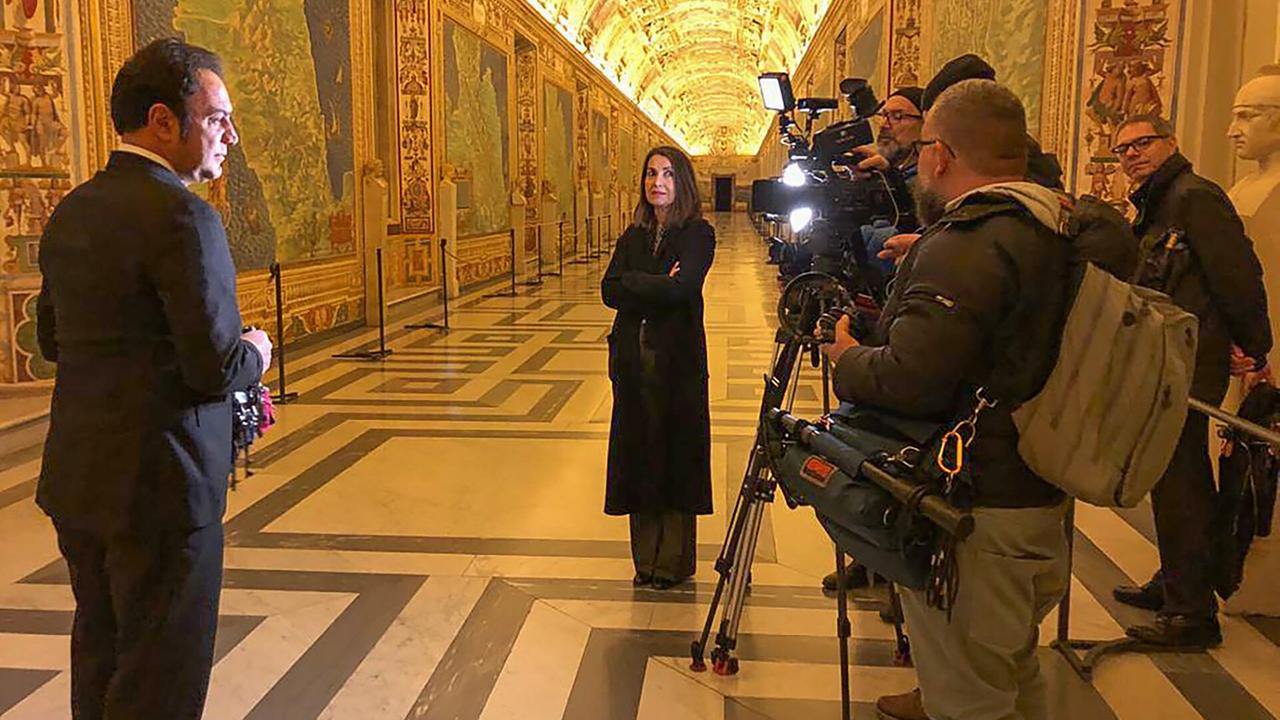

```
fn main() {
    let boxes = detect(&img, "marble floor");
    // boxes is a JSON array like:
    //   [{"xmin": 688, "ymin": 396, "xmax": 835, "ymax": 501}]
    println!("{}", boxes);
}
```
[{"xmin": 2, "ymin": 214, "xmax": 1279, "ymax": 719}]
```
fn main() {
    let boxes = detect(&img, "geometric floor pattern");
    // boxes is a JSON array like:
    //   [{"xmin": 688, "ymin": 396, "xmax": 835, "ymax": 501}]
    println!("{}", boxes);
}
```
[{"xmin": 2, "ymin": 213, "xmax": 1280, "ymax": 719}]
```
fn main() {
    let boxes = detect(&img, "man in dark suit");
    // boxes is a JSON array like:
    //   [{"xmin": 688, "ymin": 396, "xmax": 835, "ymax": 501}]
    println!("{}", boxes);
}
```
[{"xmin": 35, "ymin": 38, "xmax": 271, "ymax": 719}]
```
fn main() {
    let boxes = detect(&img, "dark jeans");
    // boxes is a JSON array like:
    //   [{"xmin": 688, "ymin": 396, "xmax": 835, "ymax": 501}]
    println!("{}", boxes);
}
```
[
  {"xmin": 630, "ymin": 511, "xmax": 696, "ymax": 581},
  {"xmin": 54, "ymin": 521, "xmax": 224, "ymax": 720},
  {"xmin": 1151, "ymin": 412, "xmax": 1217, "ymax": 618}
]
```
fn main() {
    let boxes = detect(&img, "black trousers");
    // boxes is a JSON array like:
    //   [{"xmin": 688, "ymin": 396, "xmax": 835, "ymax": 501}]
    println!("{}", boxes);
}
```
[
  {"xmin": 1151, "ymin": 412, "xmax": 1217, "ymax": 618},
  {"xmin": 630, "ymin": 511, "xmax": 696, "ymax": 581},
  {"xmin": 54, "ymin": 521, "xmax": 224, "ymax": 720}
]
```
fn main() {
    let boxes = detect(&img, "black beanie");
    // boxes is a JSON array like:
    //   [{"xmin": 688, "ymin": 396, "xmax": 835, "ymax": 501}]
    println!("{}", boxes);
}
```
[
  {"xmin": 887, "ymin": 86, "xmax": 924, "ymax": 113},
  {"xmin": 922, "ymin": 54, "xmax": 997, "ymax": 111}
]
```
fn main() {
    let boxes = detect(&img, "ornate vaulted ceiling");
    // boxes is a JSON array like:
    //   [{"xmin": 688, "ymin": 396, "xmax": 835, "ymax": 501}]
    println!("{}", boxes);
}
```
[{"xmin": 525, "ymin": 0, "xmax": 833, "ymax": 155}]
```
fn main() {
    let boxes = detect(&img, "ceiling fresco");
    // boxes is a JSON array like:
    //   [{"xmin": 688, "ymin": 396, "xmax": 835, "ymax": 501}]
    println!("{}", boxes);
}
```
[{"xmin": 525, "ymin": 0, "xmax": 833, "ymax": 154}]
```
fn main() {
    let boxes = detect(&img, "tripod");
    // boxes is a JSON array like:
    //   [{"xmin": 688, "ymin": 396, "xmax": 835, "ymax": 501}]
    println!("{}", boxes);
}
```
[{"xmin": 689, "ymin": 326, "xmax": 862, "ymax": 720}]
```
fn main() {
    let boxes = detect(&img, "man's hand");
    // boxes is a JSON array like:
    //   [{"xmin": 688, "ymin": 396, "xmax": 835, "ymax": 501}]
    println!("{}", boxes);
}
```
[
  {"xmin": 1230, "ymin": 345, "xmax": 1259, "ymax": 377},
  {"xmin": 877, "ymin": 233, "xmax": 921, "ymax": 265},
  {"xmin": 856, "ymin": 152, "xmax": 890, "ymax": 173},
  {"xmin": 820, "ymin": 314, "xmax": 859, "ymax": 366},
  {"xmin": 242, "ymin": 328, "xmax": 272, "ymax": 376},
  {"xmin": 669, "ymin": 261, "xmax": 681, "ymax": 277}
]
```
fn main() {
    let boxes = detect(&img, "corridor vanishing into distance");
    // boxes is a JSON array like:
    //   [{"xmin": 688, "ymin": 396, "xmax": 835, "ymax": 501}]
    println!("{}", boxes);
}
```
[{"xmin": 2, "ymin": 214, "xmax": 1279, "ymax": 720}]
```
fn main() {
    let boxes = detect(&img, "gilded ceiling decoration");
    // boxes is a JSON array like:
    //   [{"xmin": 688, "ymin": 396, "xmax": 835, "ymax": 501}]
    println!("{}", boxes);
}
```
[{"xmin": 525, "ymin": 0, "xmax": 833, "ymax": 155}]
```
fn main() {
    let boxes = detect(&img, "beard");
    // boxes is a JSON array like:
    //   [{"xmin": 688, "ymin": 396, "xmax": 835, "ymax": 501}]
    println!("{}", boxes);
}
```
[
  {"xmin": 876, "ymin": 130, "xmax": 910, "ymax": 167},
  {"xmin": 912, "ymin": 183, "xmax": 948, "ymax": 227}
]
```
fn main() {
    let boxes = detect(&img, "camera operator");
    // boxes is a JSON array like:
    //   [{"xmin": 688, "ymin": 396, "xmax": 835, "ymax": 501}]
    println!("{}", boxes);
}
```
[
  {"xmin": 822, "ymin": 80, "xmax": 1071, "ymax": 720},
  {"xmin": 35, "ymin": 39, "xmax": 270, "ymax": 719},
  {"xmin": 1110, "ymin": 114, "xmax": 1272, "ymax": 648},
  {"xmin": 876, "ymin": 54, "xmax": 1138, "ymax": 280}
]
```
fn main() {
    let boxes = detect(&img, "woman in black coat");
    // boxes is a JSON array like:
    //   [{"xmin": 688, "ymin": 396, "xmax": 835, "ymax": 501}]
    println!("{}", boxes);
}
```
[{"xmin": 602, "ymin": 145, "xmax": 716, "ymax": 589}]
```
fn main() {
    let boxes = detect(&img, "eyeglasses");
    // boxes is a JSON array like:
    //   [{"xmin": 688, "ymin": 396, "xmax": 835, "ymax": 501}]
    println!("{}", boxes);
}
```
[
  {"xmin": 913, "ymin": 138, "xmax": 953, "ymax": 156},
  {"xmin": 877, "ymin": 110, "xmax": 923, "ymax": 123},
  {"xmin": 1110, "ymin": 134, "xmax": 1167, "ymax": 157}
]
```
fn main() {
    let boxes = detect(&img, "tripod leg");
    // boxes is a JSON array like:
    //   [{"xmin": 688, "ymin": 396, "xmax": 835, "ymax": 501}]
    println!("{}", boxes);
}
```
[
  {"xmin": 887, "ymin": 583, "xmax": 912, "ymax": 667},
  {"xmin": 835, "ymin": 551, "xmax": 853, "ymax": 720},
  {"xmin": 692, "ymin": 481, "xmax": 758, "ymax": 671},
  {"xmin": 710, "ymin": 497, "xmax": 765, "ymax": 676}
]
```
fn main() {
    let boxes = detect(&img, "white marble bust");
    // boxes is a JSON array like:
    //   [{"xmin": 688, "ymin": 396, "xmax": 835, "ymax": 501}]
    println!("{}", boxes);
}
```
[{"xmin": 1225, "ymin": 67, "xmax": 1280, "ymax": 618}]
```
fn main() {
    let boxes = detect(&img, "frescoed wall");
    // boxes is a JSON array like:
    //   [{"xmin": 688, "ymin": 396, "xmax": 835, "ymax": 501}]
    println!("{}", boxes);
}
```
[
  {"xmin": 589, "ymin": 108, "xmax": 608, "ymax": 212},
  {"xmin": 928, "ymin": 0, "xmax": 1050, "ymax": 136},
  {"xmin": 543, "ymin": 80, "xmax": 574, "ymax": 225},
  {"xmin": 443, "ymin": 18, "xmax": 510, "ymax": 238},
  {"xmin": 134, "ymin": 0, "xmax": 356, "ymax": 269},
  {"xmin": 0, "ymin": 0, "xmax": 72, "ymax": 383},
  {"xmin": 1071, "ymin": 1, "xmax": 1184, "ymax": 208},
  {"xmin": 850, "ymin": 8, "xmax": 885, "ymax": 96}
]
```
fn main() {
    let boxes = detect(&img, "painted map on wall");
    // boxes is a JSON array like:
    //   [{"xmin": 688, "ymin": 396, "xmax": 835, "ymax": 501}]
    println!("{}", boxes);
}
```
[
  {"xmin": 543, "ymin": 81, "xmax": 573, "ymax": 225},
  {"xmin": 589, "ymin": 110, "xmax": 608, "ymax": 212},
  {"xmin": 930, "ymin": 0, "xmax": 1049, "ymax": 136},
  {"xmin": 133, "ymin": 0, "xmax": 356, "ymax": 268},
  {"xmin": 618, "ymin": 128, "xmax": 635, "ymax": 200},
  {"xmin": 444, "ymin": 19, "xmax": 510, "ymax": 238},
  {"xmin": 850, "ymin": 9, "xmax": 885, "ymax": 98}
]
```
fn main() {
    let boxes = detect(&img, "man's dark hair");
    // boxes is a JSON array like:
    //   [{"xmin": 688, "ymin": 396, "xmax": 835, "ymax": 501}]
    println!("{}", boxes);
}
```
[
  {"xmin": 633, "ymin": 146, "xmax": 703, "ymax": 230},
  {"xmin": 110, "ymin": 38, "xmax": 223, "ymax": 136},
  {"xmin": 1115, "ymin": 113, "xmax": 1174, "ymax": 141}
]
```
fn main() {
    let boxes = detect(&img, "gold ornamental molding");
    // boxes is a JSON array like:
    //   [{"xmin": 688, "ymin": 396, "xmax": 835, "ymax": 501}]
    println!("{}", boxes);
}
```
[{"xmin": 77, "ymin": 0, "xmax": 133, "ymax": 172}]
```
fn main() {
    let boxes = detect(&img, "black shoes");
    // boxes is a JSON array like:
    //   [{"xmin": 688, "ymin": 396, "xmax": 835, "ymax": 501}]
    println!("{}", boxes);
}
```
[
  {"xmin": 650, "ymin": 575, "xmax": 690, "ymax": 590},
  {"xmin": 1126, "ymin": 614, "xmax": 1223, "ymax": 649},
  {"xmin": 1113, "ymin": 578, "xmax": 1165, "ymax": 611},
  {"xmin": 633, "ymin": 572, "xmax": 653, "ymax": 587},
  {"xmin": 822, "ymin": 565, "xmax": 870, "ymax": 592}
]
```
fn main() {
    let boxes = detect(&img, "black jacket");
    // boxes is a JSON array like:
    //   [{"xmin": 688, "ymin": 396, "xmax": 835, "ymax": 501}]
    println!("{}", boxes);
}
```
[
  {"xmin": 833, "ymin": 191, "xmax": 1072, "ymax": 507},
  {"xmin": 1130, "ymin": 153, "xmax": 1272, "ymax": 402},
  {"xmin": 37, "ymin": 152, "xmax": 262, "ymax": 534},
  {"xmin": 602, "ymin": 218, "xmax": 716, "ymax": 515}
]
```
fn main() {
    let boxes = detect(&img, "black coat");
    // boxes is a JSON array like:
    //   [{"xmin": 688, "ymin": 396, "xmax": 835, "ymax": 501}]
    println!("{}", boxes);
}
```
[
  {"xmin": 1130, "ymin": 153, "xmax": 1272, "ymax": 402},
  {"xmin": 36, "ymin": 151, "xmax": 263, "ymax": 534},
  {"xmin": 832, "ymin": 192, "xmax": 1072, "ymax": 508},
  {"xmin": 601, "ymin": 218, "xmax": 716, "ymax": 515}
]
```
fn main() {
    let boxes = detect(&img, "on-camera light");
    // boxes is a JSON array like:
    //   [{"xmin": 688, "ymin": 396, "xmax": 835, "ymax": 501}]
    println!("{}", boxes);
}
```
[
  {"xmin": 782, "ymin": 163, "xmax": 806, "ymax": 187},
  {"xmin": 789, "ymin": 207, "xmax": 814, "ymax": 232}
]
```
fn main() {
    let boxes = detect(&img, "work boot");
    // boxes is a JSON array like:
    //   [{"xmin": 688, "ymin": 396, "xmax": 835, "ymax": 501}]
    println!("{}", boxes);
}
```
[
  {"xmin": 1113, "ymin": 575, "xmax": 1164, "ymax": 611},
  {"xmin": 1126, "ymin": 613, "xmax": 1222, "ymax": 649},
  {"xmin": 876, "ymin": 688, "xmax": 929, "ymax": 720},
  {"xmin": 821, "ymin": 564, "xmax": 869, "ymax": 592}
]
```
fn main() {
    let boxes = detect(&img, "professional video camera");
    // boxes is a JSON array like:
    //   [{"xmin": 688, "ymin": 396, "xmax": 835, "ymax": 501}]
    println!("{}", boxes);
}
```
[{"xmin": 752, "ymin": 72, "xmax": 914, "ymax": 303}]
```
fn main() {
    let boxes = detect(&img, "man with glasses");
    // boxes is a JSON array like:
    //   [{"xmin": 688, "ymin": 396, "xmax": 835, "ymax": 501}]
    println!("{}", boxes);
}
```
[
  {"xmin": 822, "ymin": 79, "xmax": 1073, "ymax": 720},
  {"xmin": 1111, "ymin": 114, "xmax": 1272, "ymax": 648},
  {"xmin": 859, "ymin": 87, "xmax": 925, "ymax": 180}
]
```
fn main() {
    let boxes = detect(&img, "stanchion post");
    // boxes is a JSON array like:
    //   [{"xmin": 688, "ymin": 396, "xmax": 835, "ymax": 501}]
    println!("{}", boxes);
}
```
[
  {"xmin": 269, "ymin": 262, "xmax": 298, "ymax": 404},
  {"xmin": 333, "ymin": 247, "xmax": 393, "ymax": 360},
  {"xmin": 406, "ymin": 237, "xmax": 449, "ymax": 331}
]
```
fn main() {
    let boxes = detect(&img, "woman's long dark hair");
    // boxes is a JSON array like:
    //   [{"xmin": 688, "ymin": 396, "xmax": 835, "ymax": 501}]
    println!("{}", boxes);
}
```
[{"xmin": 633, "ymin": 146, "xmax": 702, "ymax": 231}]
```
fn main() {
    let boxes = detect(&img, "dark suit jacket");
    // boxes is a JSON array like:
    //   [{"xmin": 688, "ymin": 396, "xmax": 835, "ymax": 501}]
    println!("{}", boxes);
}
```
[
  {"xmin": 1131, "ymin": 153, "xmax": 1273, "ymax": 402},
  {"xmin": 36, "ymin": 151, "xmax": 263, "ymax": 534}
]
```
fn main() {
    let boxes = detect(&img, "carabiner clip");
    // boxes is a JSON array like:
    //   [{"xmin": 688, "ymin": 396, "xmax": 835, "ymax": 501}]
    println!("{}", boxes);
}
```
[{"xmin": 937, "ymin": 430, "xmax": 965, "ymax": 476}]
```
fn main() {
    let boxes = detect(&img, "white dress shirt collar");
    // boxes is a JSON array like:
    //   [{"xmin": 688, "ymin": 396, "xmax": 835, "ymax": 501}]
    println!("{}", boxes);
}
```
[{"xmin": 115, "ymin": 143, "xmax": 178, "ymax": 176}]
